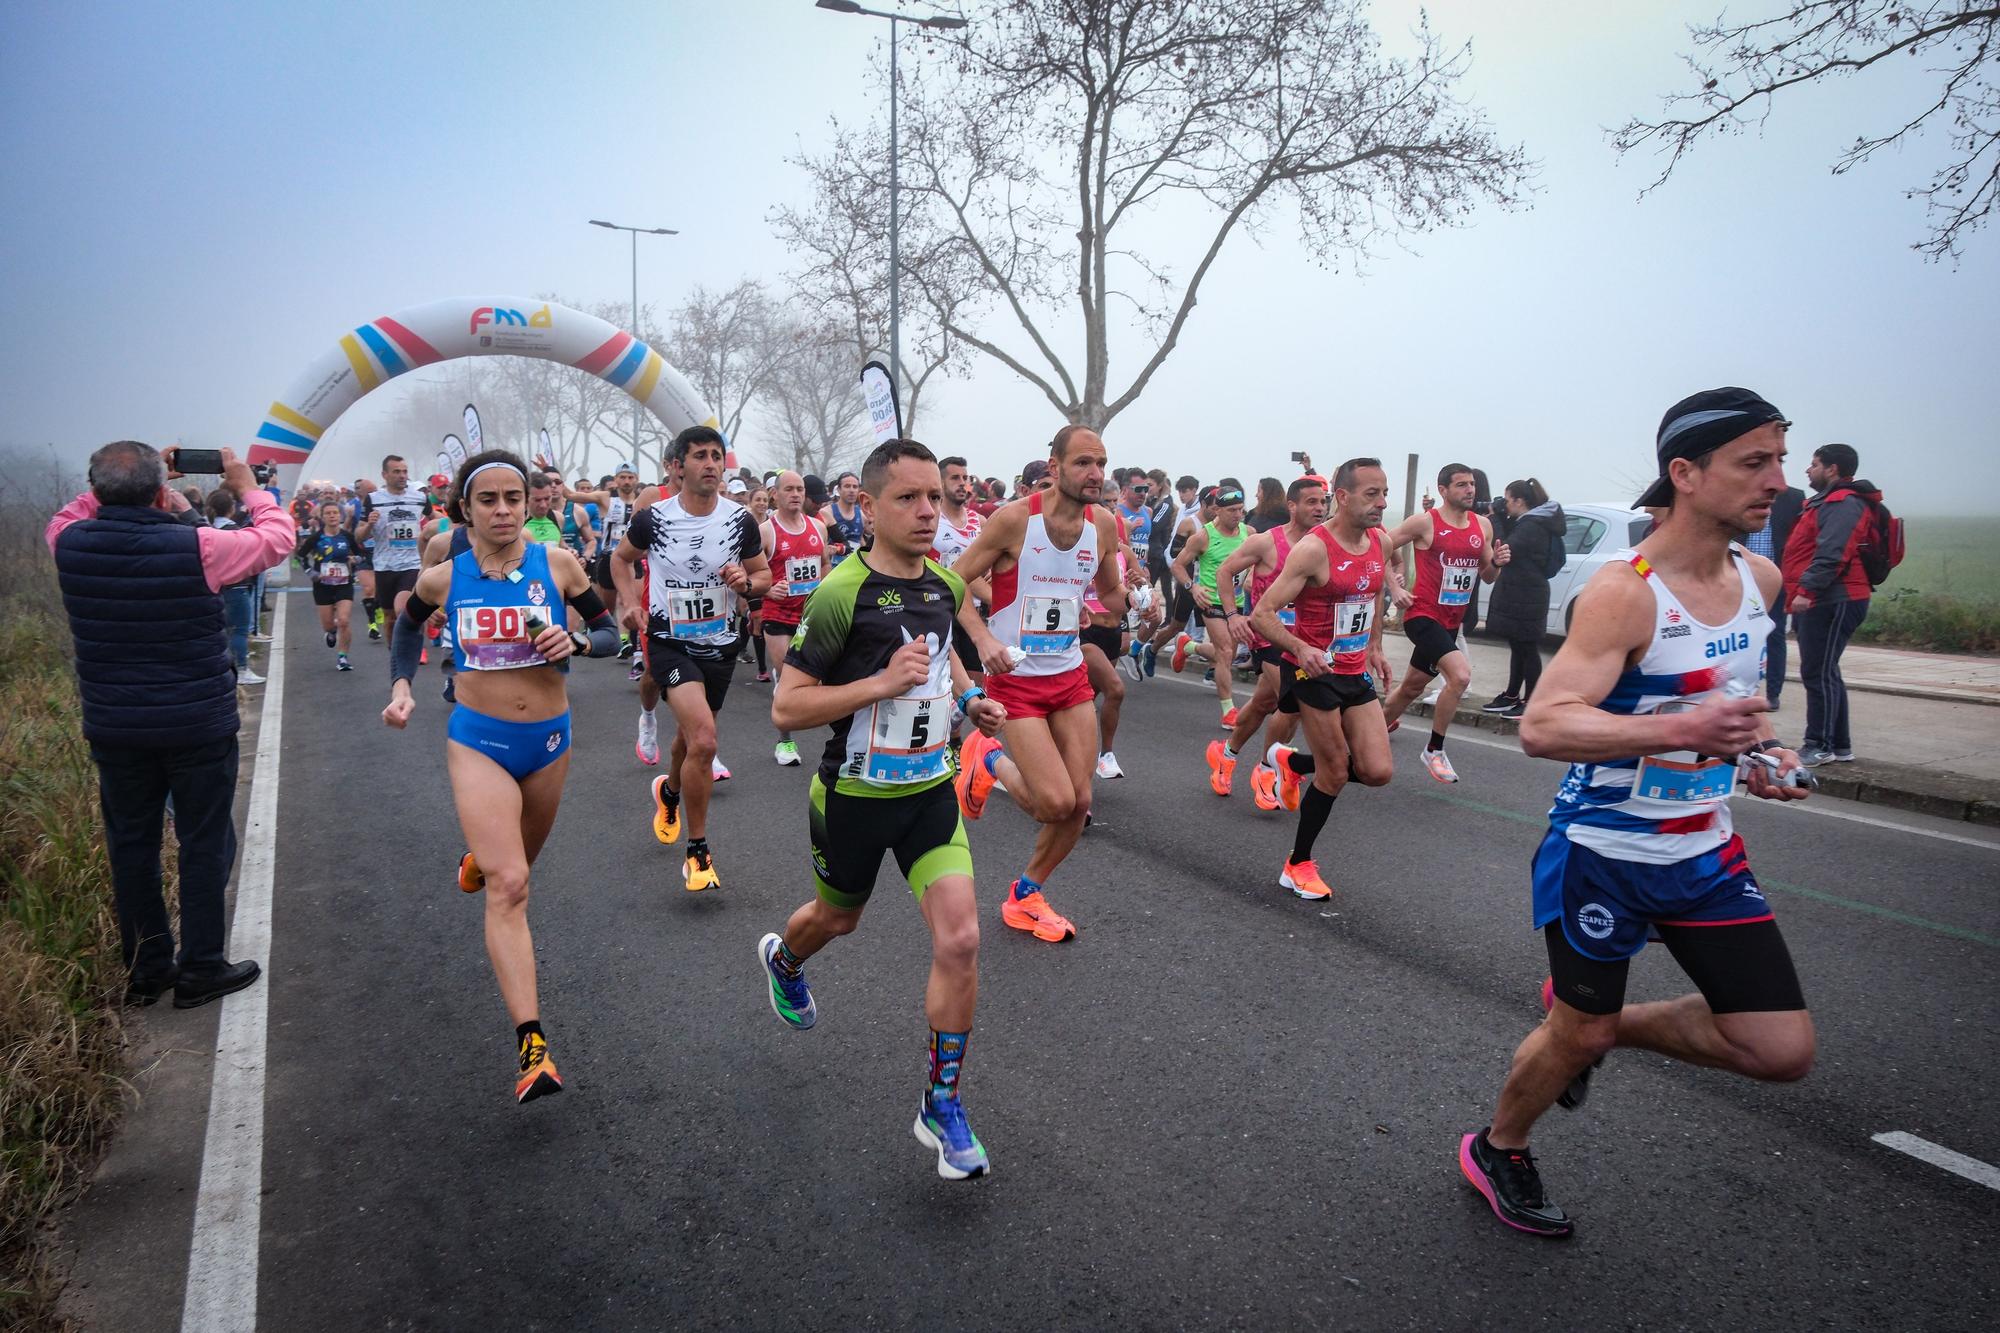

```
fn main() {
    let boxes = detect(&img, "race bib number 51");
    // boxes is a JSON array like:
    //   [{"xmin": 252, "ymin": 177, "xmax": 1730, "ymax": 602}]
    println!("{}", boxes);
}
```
[
  {"xmin": 1020, "ymin": 595, "xmax": 1080, "ymax": 655},
  {"xmin": 1330, "ymin": 598, "xmax": 1374, "ymax": 659}
]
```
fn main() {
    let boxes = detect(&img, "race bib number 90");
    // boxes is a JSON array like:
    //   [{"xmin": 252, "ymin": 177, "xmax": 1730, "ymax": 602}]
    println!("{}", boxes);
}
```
[
  {"xmin": 455, "ymin": 604, "xmax": 545, "ymax": 671},
  {"xmin": 1439, "ymin": 560, "xmax": 1478, "ymax": 607},
  {"xmin": 1020, "ymin": 595, "xmax": 1080, "ymax": 655},
  {"xmin": 864, "ymin": 693, "xmax": 951, "ymax": 785},
  {"xmin": 1329, "ymin": 598, "xmax": 1374, "ymax": 659},
  {"xmin": 666, "ymin": 586, "xmax": 729, "ymax": 641}
]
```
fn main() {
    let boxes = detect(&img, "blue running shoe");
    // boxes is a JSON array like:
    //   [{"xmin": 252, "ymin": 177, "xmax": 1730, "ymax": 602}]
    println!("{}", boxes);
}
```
[
  {"xmin": 913, "ymin": 1093, "xmax": 989, "ymax": 1180},
  {"xmin": 758, "ymin": 932, "xmax": 817, "ymax": 1030},
  {"xmin": 1141, "ymin": 642, "xmax": 1158, "ymax": 678}
]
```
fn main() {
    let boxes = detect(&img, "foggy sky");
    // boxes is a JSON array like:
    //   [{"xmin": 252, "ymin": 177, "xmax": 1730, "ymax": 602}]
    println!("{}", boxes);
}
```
[{"xmin": 3, "ymin": 0, "xmax": 1994, "ymax": 513}]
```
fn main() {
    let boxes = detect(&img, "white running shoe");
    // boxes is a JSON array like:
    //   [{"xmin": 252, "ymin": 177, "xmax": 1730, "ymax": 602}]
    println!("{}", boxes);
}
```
[
  {"xmin": 1421, "ymin": 689, "xmax": 1442, "ymax": 708},
  {"xmin": 774, "ymin": 740, "xmax": 801, "ymax": 766},
  {"xmin": 238, "ymin": 668, "xmax": 266, "ymax": 685},
  {"xmin": 1420, "ymin": 748, "xmax": 1460, "ymax": 784},
  {"xmin": 1096, "ymin": 752, "xmax": 1125, "ymax": 780},
  {"xmin": 636, "ymin": 709, "xmax": 659, "ymax": 765},
  {"xmin": 712, "ymin": 756, "xmax": 732, "ymax": 781}
]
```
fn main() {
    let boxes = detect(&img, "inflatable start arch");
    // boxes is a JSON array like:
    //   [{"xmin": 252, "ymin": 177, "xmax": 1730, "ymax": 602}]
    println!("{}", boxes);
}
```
[{"xmin": 244, "ymin": 295, "xmax": 715, "ymax": 485}]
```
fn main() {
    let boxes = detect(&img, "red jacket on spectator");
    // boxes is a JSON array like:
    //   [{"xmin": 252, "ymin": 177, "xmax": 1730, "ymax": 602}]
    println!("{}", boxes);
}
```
[{"xmin": 1781, "ymin": 480, "xmax": 1879, "ymax": 606}]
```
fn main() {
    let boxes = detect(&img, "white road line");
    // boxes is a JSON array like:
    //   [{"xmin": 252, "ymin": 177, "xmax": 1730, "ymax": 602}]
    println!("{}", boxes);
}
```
[
  {"xmin": 1148, "ymin": 667, "xmax": 2000, "ymax": 853},
  {"xmin": 182, "ymin": 594, "xmax": 284, "ymax": 1332},
  {"xmin": 1872, "ymin": 1131, "xmax": 2000, "ymax": 1191}
]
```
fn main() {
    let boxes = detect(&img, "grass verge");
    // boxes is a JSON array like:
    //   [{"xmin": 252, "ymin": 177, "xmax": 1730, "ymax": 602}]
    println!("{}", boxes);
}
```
[{"xmin": 1852, "ymin": 589, "xmax": 2000, "ymax": 655}]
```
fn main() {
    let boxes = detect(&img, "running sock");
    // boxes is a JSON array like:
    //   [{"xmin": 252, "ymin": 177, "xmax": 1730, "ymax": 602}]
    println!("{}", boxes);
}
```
[
  {"xmin": 363, "ymin": 596, "xmax": 378, "ymax": 620},
  {"xmin": 1291, "ymin": 784, "xmax": 1337, "ymax": 864},
  {"xmin": 1221, "ymin": 743, "xmax": 1238, "ymax": 759},
  {"xmin": 1278, "ymin": 746, "xmax": 1317, "ymax": 775},
  {"xmin": 1012, "ymin": 875, "xmax": 1042, "ymax": 902},
  {"xmin": 515, "ymin": 1019, "xmax": 543, "ymax": 1046},
  {"xmin": 928, "ymin": 1029, "xmax": 969, "ymax": 1102},
  {"xmin": 687, "ymin": 836, "xmax": 708, "ymax": 857},
  {"xmin": 1428, "ymin": 730, "xmax": 1447, "ymax": 753},
  {"xmin": 660, "ymin": 780, "xmax": 680, "ymax": 809},
  {"xmin": 753, "ymin": 637, "xmax": 768, "ymax": 672},
  {"xmin": 772, "ymin": 938, "xmax": 805, "ymax": 979}
]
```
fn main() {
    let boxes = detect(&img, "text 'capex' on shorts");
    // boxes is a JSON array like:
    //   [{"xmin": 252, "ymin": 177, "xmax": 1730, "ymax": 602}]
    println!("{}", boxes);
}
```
[
  {"xmin": 1403, "ymin": 614, "xmax": 1463, "ymax": 678},
  {"xmin": 984, "ymin": 662, "xmax": 1096, "ymax": 720},
  {"xmin": 446, "ymin": 705, "xmax": 572, "ymax": 781},
  {"xmin": 1276, "ymin": 663, "xmax": 1378, "ymax": 715},
  {"xmin": 646, "ymin": 634, "xmax": 739, "ymax": 712},
  {"xmin": 808, "ymin": 773, "xmax": 972, "ymax": 911}
]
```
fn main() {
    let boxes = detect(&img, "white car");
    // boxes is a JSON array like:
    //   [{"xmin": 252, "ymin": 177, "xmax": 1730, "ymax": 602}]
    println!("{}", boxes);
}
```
[{"xmin": 1535, "ymin": 503, "xmax": 1654, "ymax": 637}]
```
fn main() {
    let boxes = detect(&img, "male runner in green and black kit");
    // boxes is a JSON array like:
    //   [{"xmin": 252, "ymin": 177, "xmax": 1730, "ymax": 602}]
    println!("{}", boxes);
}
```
[{"xmin": 756, "ymin": 438, "xmax": 1009, "ymax": 1180}]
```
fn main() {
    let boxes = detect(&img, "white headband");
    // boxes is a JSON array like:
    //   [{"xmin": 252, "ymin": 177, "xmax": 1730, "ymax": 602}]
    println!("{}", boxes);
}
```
[{"xmin": 463, "ymin": 460, "xmax": 527, "ymax": 490}]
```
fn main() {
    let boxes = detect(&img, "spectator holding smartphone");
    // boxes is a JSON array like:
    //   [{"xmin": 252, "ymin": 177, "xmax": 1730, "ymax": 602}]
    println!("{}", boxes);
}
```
[{"xmin": 45, "ymin": 442, "xmax": 293, "ymax": 1008}]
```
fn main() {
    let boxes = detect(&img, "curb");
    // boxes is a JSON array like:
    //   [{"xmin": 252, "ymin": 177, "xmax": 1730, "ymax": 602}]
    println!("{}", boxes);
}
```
[{"xmin": 1407, "ymin": 700, "xmax": 2000, "ymax": 828}]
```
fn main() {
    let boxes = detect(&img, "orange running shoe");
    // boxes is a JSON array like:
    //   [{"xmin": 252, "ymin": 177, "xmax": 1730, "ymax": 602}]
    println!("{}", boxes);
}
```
[
  {"xmin": 457, "ymin": 851, "xmax": 485, "ymax": 894},
  {"xmin": 515, "ymin": 1032, "xmax": 563, "ymax": 1104},
  {"xmin": 1205, "ymin": 739, "xmax": 1236, "ymax": 796},
  {"xmin": 955, "ymin": 730, "xmax": 1001, "ymax": 820},
  {"xmin": 651, "ymin": 774, "xmax": 683, "ymax": 844},
  {"xmin": 1000, "ymin": 885, "xmax": 1076, "ymax": 941},
  {"xmin": 1220, "ymin": 705, "xmax": 1239, "ymax": 729},
  {"xmin": 1268, "ymin": 744, "xmax": 1305, "ymax": 812},
  {"xmin": 1171, "ymin": 633, "xmax": 1191, "ymax": 674},
  {"xmin": 1249, "ymin": 764, "xmax": 1279, "ymax": 811},
  {"xmin": 1279, "ymin": 858, "xmax": 1332, "ymax": 900}
]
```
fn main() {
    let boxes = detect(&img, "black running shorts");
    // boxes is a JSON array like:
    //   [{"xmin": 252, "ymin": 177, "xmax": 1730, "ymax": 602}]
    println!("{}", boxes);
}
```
[
  {"xmin": 1404, "ymin": 615, "xmax": 1462, "ymax": 678},
  {"xmin": 1276, "ymin": 664, "xmax": 1378, "ymax": 715},
  {"xmin": 647, "ymin": 635, "xmax": 738, "ymax": 712},
  {"xmin": 1544, "ymin": 919, "xmax": 1806, "ymax": 1016},
  {"xmin": 808, "ymin": 775, "xmax": 972, "ymax": 911},
  {"xmin": 1079, "ymin": 622, "xmax": 1123, "ymax": 660}
]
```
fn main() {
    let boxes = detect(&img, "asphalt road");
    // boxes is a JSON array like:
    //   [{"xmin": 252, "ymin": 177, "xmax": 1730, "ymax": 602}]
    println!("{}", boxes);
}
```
[{"xmin": 63, "ymin": 596, "xmax": 2000, "ymax": 1330}]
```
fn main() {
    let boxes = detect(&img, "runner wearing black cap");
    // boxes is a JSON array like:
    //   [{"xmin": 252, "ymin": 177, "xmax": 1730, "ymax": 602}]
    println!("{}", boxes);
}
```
[{"xmin": 1457, "ymin": 387, "xmax": 1814, "ymax": 1239}]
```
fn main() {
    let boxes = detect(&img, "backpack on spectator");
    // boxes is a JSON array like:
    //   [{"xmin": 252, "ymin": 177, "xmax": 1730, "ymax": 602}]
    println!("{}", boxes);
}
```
[{"xmin": 1854, "ymin": 484, "xmax": 1905, "ymax": 587}]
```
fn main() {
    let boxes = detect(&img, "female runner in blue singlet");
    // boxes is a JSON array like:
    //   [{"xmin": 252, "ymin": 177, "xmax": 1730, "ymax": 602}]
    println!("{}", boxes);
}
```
[{"xmin": 382, "ymin": 450, "xmax": 619, "ymax": 1106}]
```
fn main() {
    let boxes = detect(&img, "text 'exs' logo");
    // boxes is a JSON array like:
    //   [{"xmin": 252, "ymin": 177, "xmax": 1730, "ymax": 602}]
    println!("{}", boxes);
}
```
[{"xmin": 469, "ymin": 304, "xmax": 554, "ymax": 335}]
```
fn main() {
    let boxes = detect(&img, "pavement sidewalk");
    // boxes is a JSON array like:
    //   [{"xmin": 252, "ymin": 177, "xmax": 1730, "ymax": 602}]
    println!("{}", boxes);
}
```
[{"xmin": 1401, "ymin": 635, "xmax": 2000, "ymax": 826}]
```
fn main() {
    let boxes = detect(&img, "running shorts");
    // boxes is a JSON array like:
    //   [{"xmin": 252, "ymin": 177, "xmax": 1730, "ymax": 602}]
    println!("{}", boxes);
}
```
[
  {"xmin": 591, "ymin": 551, "xmax": 618, "ymax": 588},
  {"xmin": 984, "ymin": 664, "xmax": 1096, "ymax": 720},
  {"xmin": 1079, "ymin": 622, "xmax": 1123, "ymax": 661},
  {"xmin": 446, "ymin": 706, "xmax": 571, "ymax": 781},
  {"xmin": 374, "ymin": 567, "xmax": 421, "ymax": 606},
  {"xmin": 1254, "ymin": 645, "xmax": 1287, "ymax": 672},
  {"xmin": 1170, "ymin": 584, "xmax": 1196, "ymax": 626},
  {"xmin": 312, "ymin": 582, "xmax": 354, "ymax": 606},
  {"xmin": 1533, "ymin": 830, "xmax": 1804, "ymax": 1014},
  {"xmin": 1404, "ymin": 615, "xmax": 1461, "ymax": 678},
  {"xmin": 1276, "ymin": 664, "xmax": 1378, "ymax": 715},
  {"xmin": 647, "ymin": 634, "xmax": 738, "ymax": 711},
  {"xmin": 763, "ymin": 611, "xmax": 801, "ymax": 638},
  {"xmin": 808, "ymin": 773, "xmax": 972, "ymax": 911}
]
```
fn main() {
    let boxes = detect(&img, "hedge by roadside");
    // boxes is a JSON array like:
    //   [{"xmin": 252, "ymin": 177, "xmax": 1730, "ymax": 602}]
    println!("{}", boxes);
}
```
[{"xmin": 1851, "ymin": 591, "xmax": 2000, "ymax": 656}]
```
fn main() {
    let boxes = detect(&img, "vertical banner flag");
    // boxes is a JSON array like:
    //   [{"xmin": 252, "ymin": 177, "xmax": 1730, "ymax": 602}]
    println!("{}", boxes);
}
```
[
  {"xmin": 435, "ymin": 449, "xmax": 451, "ymax": 475},
  {"xmin": 538, "ymin": 428, "xmax": 552, "ymax": 470},
  {"xmin": 463, "ymin": 404, "xmax": 483, "ymax": 455},
  {"xmin": 860, "ymin": 360, "xmax": 900, "ymax": 445},
  {"xmin": 442, "ymin": 433, "xmax": 466, "ymax": 468}
]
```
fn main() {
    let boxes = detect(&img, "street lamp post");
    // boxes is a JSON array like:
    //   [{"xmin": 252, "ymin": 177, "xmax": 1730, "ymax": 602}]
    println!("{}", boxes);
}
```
[
  {"xmin": 814, "ymin": 1, "xmax": 967, "ymax": 406},
  {"xmin": 589, "ymin": 218, "xmax": 678, "ymax": 468}
]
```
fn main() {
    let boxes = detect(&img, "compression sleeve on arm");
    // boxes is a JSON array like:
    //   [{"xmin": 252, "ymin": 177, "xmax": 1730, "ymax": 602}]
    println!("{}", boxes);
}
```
[
  {"xmin": 566, "ymin": 586, "xmax": 618, "ymax": 656},
  {"xmin": 389, "ymin": 594, "xmax": 438, "ymax": 684}
]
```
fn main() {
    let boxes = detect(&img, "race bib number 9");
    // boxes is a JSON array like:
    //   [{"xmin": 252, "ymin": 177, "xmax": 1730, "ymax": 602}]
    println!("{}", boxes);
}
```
[
  {"xmin": 318, "ymin": 561, "xmax": 350, "ymax": 585},
  {"xmin": 1633, "ymin": 754, "xmax": 1737, "ymax": 803},
  {"xmin": 1439, "ymin": 561, "xmax": 1478, "ymax": 607},
  {"xmin": 666, "ymin": 585, "xmax": 729, "ymax": 641},
  {"xmin": 1020, "ymin": 595, "xmax": 1080, "ymax": 655},
  {"xmin": 455, "ymin": 604, "xmax": 545, "ymax": 671},
  {"xmin": 1329, "ymin": 598, "xmax": 1374, "ymax": 659},
  {"xmin": 864, "ymin": 693, "xmax": 951, "ymax": 785},
  {"xmin": 786, "ymin": 557, "xmax": 822, "ymax": 597}
]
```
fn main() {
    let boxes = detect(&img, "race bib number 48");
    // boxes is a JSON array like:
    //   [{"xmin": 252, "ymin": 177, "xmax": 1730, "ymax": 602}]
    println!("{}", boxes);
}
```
[
  {"xmin": 1439, "ymin": 560, "xmax": 1478, "ymax": 606},
  {"xmin": 1020, "ymin": 595, "xmax": 1080, "ymax": 655},
  {"xmin": 666, "ymin": 585, "xmax": 729, "ymax": 640},
  {"xmin": 864, "ymin": 693, "xmax": 951, "ymax": 785},
  {"xmin": 455, "ymin": 605, "xmax": 545, "ymax": 671}
]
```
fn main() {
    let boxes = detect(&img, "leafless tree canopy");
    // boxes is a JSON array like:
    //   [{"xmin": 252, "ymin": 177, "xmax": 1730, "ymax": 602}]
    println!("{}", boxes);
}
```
[
  {"xmin": 785, "ymin": 0, "xmax": 1528, "ymax": 430},
  {"xmin": 754, "ymin": 324, "xmax": 874, "ymax": 479},
  {"xmin": 664, "ymin": 281, "xmax": 800, "ymax": 446},
  {"xmin": 1615, "ymin": 2, "xmax": 1999, "ymax": 263}
]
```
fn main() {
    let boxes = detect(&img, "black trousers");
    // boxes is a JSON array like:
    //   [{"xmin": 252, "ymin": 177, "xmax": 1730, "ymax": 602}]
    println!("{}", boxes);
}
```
[
  {"xmin": 1795, "ymin": 599, "xmax": 1869, "ymax": 753},
  {"xmin": 1764, "ymin": 601, "xmax": 1788, "ymax": 705},
  {"xmin": 90, "ymin": 734, "xmax": 241, "ymax": 978}
]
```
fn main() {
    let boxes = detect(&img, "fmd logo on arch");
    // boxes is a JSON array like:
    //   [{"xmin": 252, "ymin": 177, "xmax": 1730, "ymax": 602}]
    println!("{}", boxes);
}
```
[{"xmin": 469, "ymin": 304, "xmax": 554, "ymax": 335}]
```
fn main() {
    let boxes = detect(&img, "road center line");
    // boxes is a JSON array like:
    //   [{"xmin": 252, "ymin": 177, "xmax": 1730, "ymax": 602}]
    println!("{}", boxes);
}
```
[
  {"xmin": 181, "ymin": 594, "xmax": 284, "ymax": 1332},
  {"xmin": 1872, "ymin": 1131, "xmax": 2000, "ymax": 1191}
]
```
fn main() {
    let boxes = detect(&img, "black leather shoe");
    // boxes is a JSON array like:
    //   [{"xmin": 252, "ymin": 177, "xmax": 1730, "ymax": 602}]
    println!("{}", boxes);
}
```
[
  {"xmin": 125, "ymin": 968, "xmax": 180, "ymax": 1007},
  {"xmin": 173, "ymin": 960, "xmax": 262, "ymax": 1009}
]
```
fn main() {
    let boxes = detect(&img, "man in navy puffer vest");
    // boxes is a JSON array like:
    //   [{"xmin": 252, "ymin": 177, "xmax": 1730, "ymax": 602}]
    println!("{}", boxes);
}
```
[{"xmin": 47, "ymin": 442, "xmax": 293, "ymax": 1007}]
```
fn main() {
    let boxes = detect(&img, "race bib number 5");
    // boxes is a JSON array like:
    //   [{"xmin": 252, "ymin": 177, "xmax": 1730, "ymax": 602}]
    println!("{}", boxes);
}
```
[
  {"xmin": 455, "ymin": 604, "xmax": 544, "ymax": 671},
  {"xmin": 1439, "ymin": 560, "xmax": 1478, "ymax": 607},
  {"xmin": 666, "ymin": 585, "xmax": 729, "ymax": 640},
  {"xmin": 865, "ymin": 693, "xmax": 951, "ymax": 785},
  {"xmin": 1329, "ymin": 598, "xmax": 1374, "ymax": 659},
  {"xmin": 1020, "ymin": 595, "xmax": 1080, "ymax": 655}
]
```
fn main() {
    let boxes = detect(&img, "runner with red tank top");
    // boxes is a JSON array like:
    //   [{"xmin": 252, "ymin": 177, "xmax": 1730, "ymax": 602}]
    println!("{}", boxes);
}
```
[
  {"xmin": 1206, "ymin": 475, "xmax": 1329, "ymax": 807},
  {"xmin": 1248, "ymin": 458, "xmax": 1396, "ymax": 901},
  {"xmin": 931, "ymin": 454, "xmax": 989, "ymax": 684},
  {"xmin": 948, "ymin": 427, "xmax": 1133, "ymax": 942},
  {"xmin": 1380, "ymin": 463, "xmax": 1507, "ymax": 783},
  {"xmin": 760, "ymin": 470, "xmax": 828, "ymax": 767}
]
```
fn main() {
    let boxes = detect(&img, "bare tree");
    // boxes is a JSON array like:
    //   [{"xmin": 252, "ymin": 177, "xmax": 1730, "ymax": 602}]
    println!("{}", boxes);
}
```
[
  {"xmin": 791, "ymin": 1, "xmax": 1527, "ymax": 429},
  {"xmin": 1615, "ymin": 3, "xmax": 1998, "ymax": 263},
  {"xmin": 754, "ymin": 321, "xmax": 873, "ymax": 478},
  {"xmin": 663, "ymin": 280, "xmax": 802, "ymax": 452}
]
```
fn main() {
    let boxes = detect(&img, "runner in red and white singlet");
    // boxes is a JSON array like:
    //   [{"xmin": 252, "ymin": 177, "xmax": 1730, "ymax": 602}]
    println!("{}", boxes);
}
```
[
  {"xmin": 1379, "ymin": 463, "xmax": 1507, "ymax": 782},
  {"xmin": 947, "ymin": 427, "xmax": 1132, "ymax": 943},
  {"xmin": 1248, "ymin": 458, "xmax": 1396, "ymax": 901},
  {"xmin": 1206, "ymin": 475, "xmax": 1328, "ymax": 809},
  {"xmin": 930, "ymin": 455, "xmax": 988, "ymax": 684},
  {"xmin": 760, "ymin": 470, "xmax": 828, "ymax": 767}
]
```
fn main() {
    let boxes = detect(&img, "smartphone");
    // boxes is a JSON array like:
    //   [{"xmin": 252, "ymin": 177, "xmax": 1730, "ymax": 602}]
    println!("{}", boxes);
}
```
[
  {"xmin": 173, "ymin": 447, "xmax": 225, "ymax": 474},
  {"xmin": 1289, "ymin": 451, "xmax": 1308, "ymax": 464}
]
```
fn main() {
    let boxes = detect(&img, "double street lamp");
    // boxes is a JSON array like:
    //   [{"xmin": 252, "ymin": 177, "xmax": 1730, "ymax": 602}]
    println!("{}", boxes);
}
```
[
  {"xmin": 589, "ymin": 218, "xmax": 679, "ymax": 464},
  {"xmin": 814, "ymin": 0, "xmax": 968, "ymax": 405}
]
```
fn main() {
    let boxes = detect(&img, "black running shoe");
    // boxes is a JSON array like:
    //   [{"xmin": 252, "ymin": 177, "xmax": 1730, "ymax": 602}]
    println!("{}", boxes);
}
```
[
  {"xmin": 1500, "ymin": 700, "xmax": 1526, "ymax": 719},
  {"xmin": 325, "ymin": 630, "xmax": 337, "ymax": 648},
  {"xmin": 1458, "ymin": 1130, "xmax": 1573, "ymax": 1237},
  {"xmin": 1479, "ymin": 693, "xmax": 1519, "ymax": 713}
]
